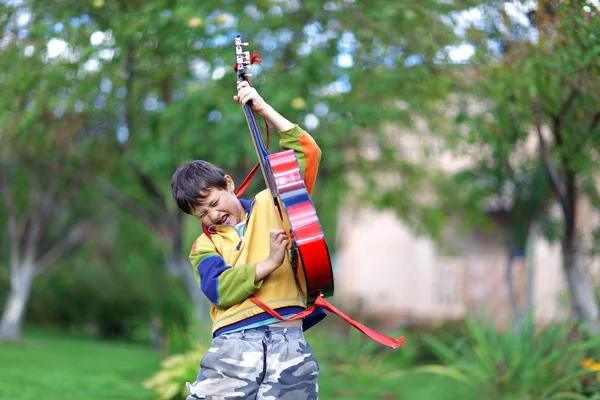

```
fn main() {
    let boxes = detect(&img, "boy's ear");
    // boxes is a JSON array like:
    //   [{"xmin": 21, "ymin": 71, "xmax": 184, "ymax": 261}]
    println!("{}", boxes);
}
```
[{"xmin": 224, "ymin": 175, "xmax": 236, "ymax": 193}]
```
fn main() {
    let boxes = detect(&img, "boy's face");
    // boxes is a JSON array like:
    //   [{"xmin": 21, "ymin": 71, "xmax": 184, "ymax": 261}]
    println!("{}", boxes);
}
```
[{"xmin": 192, "ymin": 175, "xmax": 246, "ymax": 227}]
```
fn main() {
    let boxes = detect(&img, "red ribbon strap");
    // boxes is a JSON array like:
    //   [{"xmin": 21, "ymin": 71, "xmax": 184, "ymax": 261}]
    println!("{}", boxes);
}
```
[
  {"xmin": 235, "ymin": 117, "xmax": 270, "ymax": 198},
  {"xmin": 250, "ymin": 295, "xmax": 405, "ymax": 349}
]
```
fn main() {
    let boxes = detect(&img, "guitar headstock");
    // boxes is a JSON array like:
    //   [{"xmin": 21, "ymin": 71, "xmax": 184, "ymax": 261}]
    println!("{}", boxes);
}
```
[{"xmin": 235, "ymin": 35, "xmax": 252, "ymax": 83}]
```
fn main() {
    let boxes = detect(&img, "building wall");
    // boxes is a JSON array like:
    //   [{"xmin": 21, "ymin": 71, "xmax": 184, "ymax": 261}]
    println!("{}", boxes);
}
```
[
  {"xmin": 334, "ymin": 122, "xmax": 600, "ymax": 328},
  {"xmin": 333, "ymin": 201, "xmax": 595, "ymax": 328}
]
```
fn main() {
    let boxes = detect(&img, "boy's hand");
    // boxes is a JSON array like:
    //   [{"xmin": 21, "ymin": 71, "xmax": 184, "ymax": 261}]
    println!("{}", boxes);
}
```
[
  {"xmin": 267, "ymin": 228, "xmax": 289, "ymax": 266},
  {"xmin": 234, "ymin": 81, "xmax": 268, "ymax": 116},
  {"xmin": 254, "ymin": 229, "xmax": 289, "ymax": 282}
]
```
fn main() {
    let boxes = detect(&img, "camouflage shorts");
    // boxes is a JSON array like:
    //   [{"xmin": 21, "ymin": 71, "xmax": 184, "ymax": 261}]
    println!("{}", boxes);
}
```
[{"xmin": 186, "ymin": 326, "xmax": 319, "ymax": 400}]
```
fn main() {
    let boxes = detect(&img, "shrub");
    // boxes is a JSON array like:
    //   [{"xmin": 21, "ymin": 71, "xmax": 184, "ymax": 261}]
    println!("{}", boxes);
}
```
[
  {"xmin": 143, "ymin": 344, "xmax": 207, "ymax": 400},
  {"xmin": 416, "ymin": 315, "xmax": 600, "ymax": 399}
]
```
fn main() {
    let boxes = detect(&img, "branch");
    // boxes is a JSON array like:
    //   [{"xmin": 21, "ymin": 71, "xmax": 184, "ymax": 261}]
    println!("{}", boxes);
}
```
[
  {"xmin": 132, "ymin": 165, "xmax": 170, "ymax": 213},
  {"xmin": 106, "ymin": 41, "xmax": 172, "ymax": 231},
  {"xmin": 85, "ymin": 10, "xmax": 111, "ymax": 31},
  {"xmin": 590, "ymin": 111, "xmax": 600, "ymax": 132},
  {"xmin": 57, "ymin": 169, "xmax": 90, "ymax": 205},
  {"xmin": 555, "ymin": 87, "xmax": 578, "ymax": 124},
  {"xmin": 123, "ymin": 44, "xmax": 136, "ymax": 154},
  {"xmin": 97, "ymin": 179, "xmax": 164, "ymax": 232},
  {"xmin": 22, "ymin": 160, "xmax": 63, "ymax": 265},
  {"xmin": 0, "ymin": 169, "xmax": 21, "ymax": 277},
  {"xmin": 35, "ymin": 219, "xmax": 96, "ymax": 275},
  {"xmin": 533, "ymin": 101, "xmax": 569, "ymax": 219},
  {"xmin": 564, "ymin": 170, "xmax": 577, "ymax": 239},
  {"xmin": 22, "ymin": 174, "xmax": 45, "ymax": 265}
]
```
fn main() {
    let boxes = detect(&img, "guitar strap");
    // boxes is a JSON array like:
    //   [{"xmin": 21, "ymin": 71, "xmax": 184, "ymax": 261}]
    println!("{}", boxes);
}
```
[{"xmin": 200, "ymin": 224, "xmax": 405, "ymax": 349}]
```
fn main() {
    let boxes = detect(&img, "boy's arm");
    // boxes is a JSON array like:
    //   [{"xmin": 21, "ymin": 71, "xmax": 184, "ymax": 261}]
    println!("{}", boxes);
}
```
[
  {"xmin": 235, "ymin": 82, "xmax": 322, "ymax": 195},
  {"xmin": 277, "ymin": 124, "xmax": 321, "ymax": 196},
  {"xmin": 189, "ymin": 236, "xmax": 263, "ymax": 308},
  {"xmin": 258, "ymin": 103, "xmax": 321, "ymax": 196}
]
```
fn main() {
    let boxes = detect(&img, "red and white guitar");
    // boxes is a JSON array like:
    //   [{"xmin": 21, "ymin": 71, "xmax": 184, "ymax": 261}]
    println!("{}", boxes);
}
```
[
  {"xmin": 234, "ymin": 35, "xmax": 334, "ymax": 302},
  {"xmin": 234, "ymin": 35, "xmax": 404, "ymax": 349}
]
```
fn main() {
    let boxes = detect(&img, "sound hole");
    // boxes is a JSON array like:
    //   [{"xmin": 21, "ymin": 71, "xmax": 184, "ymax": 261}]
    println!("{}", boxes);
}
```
[{"xmin": 273, "ymin": 196, "xmax": 284, "ymax": 221}]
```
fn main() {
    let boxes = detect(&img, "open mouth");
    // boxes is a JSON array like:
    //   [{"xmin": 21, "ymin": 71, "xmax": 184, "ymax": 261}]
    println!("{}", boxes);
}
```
[{"xmin": 218, "ymin": 214, "xmax": 229, "ymax": 225}]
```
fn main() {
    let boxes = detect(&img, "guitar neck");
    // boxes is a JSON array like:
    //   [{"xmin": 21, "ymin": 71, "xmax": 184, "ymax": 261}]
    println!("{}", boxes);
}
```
[
  {"xmin": 240, "ymin": 94, "xmax": 276, "ymax": 194},
  {"xmin": 235, "ymin": 34, "xmax": 276, "ymax": 195},
  {"xmin": 242, "ymin": 101, "xmax": 269, "ymax": 160}
]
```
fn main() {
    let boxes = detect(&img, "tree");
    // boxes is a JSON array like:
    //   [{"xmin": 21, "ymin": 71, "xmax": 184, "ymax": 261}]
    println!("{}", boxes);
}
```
[
  {"xmin": 352, "ymin": 0, "xmax": 600, "ymax": 330},
  {"xmin": 441, "ymin": 0, "xmax": 599, "ymax": 327},
  {"xmin": 14, "ymin": 0, "xmax": 475, "ymax": 324},
  {"xmin": 0, "ymin": 3, "xmax": 102, "ymax": 339}
]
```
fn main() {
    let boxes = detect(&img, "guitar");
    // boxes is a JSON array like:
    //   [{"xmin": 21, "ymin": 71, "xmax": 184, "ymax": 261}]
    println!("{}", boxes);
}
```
[
  {"xmin": 232, "ymin": 35, "xmax": 404, "ymax": 349},
  {"xmin": 234, "ymin": 35, "xmax": 334, "ymax": 302}
]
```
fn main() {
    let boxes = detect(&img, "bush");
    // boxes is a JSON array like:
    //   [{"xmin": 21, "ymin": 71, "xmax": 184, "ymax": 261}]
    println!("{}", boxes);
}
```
[
  {"xmin": 143, "ymin": 344, "xmax": 207, "ymax": 400},
  {"xmin": 24, "ymin": 232, "xmax": 191, "ymax": 342},
  {"xmin": 416, "ymin": 315, "xmax": 600, "ymax": 399}
]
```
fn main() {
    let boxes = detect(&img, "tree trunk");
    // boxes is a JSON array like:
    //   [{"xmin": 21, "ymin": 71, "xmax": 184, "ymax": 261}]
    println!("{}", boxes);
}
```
[
  {"xmin": 562, "ymin": 236, "xmax": 599, "ymax": 333},
  {"xmin": 0, "ymin": 264, "xmax": 36, "ymax": 341},
  {"xmin": 181, "ymin": 260, "xmax": 209, "ymax": 324},
  {"xmin": 523, "ymin": 223, "xmax": 536, "ymax": 326},
  {"xmin": 166, "ymin": 251, "xmax": 208, "ymax": 324},
  {"xmin": 505, "ymin": 251, "xmax": 519, "ymax": 328},
  {"xmin": 164, "ymin": 212, "xmax": 208, "ymax": 323}
]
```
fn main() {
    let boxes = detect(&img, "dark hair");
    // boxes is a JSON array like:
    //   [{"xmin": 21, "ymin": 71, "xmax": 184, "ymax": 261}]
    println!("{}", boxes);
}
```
[{"xmin": 171, "ymin": 160, "xmax": 228, "ymax": 214}]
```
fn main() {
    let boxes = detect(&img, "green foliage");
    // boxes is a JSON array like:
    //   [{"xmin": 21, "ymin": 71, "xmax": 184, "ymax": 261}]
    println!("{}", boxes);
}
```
[
  {"xmin": 417, "ymin": 315, "xmax": 600, "ymax": 399},
  {"xmin": 450, "ymin": 0, "xmax": 600, "ymax": 232},
  {"xmin": 26, "ymin": 214, "xmax": 190, "ymax": 340},
  {"xmin": 143, "ymin": 345, "xmax": 208, "ymax": 400},
  {"xmin": 444, "ymin": 0, "xmax": 600, "ymax": 321},
  {"xmin": 13, "ymin": 0, "xmax": 476, "ymax": 243},
  {"xmin": 306, "ymin": 328, "xmax": 417, "ymax": 381},
  {"xmin": 0, "ymin": 0, "xmax": 486, "ymax": 338}
]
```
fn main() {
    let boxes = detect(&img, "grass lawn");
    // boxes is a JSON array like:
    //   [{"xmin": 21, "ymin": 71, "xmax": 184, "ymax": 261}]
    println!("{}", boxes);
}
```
[
  {"xmin": 318, "ymin": 372, "xmax": 465, "ymax": 400},
  {"xmin": 0, "ymin": 331, "xmax": 161, "ymax": 400},
  {"xmin": 0, "ymin": 329, "xmax": 463, "ymax": 400}
]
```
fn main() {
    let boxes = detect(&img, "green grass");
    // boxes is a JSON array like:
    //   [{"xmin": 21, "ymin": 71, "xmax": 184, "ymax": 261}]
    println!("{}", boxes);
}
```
[
  {"xmin": 0, "ymin": 331, "xmax": 161, "ymax": 400},
  {"xmin": 304, "ymin": 328, "xmax": 467, "ymax": 400},
  {"xmin": 0, "ymin": 329, "xmax": 463, "ymax": 400},
  {"xmin": 318, "ymin": 371, "xmax": 466, "ymax": 399}
]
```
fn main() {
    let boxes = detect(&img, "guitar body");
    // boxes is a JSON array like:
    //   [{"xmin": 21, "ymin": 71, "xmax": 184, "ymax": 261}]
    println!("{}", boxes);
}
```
[
  {"xmin": 235, "ymin": 35, "xmax": 334, "ymax": 302},
  {"xmin": 266, "ymin": 150, "xmax": 334, "ymax": 300}
]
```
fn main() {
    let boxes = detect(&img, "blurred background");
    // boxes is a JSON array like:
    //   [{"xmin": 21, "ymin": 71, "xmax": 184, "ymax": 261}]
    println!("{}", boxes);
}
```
[{"xmin": 1, "ymin": 0, "xmax": 600, "ymax": 399}]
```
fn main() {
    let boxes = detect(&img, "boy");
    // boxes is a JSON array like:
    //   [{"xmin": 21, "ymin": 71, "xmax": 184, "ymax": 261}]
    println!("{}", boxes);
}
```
[{"xmin": 171, "ymin": 81, "xmax": 325, "ymax": 400}]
